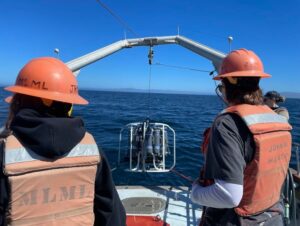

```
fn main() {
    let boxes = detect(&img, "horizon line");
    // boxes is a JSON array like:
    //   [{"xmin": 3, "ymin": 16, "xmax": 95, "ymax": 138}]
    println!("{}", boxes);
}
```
[{"xmin": 0, "ymin": 85, "xmax": 299, "ymax": 99}]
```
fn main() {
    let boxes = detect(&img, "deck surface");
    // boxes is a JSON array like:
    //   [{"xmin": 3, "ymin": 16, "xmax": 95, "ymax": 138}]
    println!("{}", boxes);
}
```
[{"xmin": 117, "ymin": 186, "xmax": 203, "ymax": 226}]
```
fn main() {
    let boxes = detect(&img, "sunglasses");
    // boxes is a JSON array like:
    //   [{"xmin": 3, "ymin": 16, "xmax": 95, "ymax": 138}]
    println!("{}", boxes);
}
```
[{"xmin": 215, "ymin": 84, "xmax": 224, "ymax": 95}]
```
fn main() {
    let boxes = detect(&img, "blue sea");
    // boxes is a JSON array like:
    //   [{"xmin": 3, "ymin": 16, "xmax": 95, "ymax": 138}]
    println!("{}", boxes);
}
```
[{"xmin": 0, "ymin": 90, "xmax": 299, "ymax": 186}]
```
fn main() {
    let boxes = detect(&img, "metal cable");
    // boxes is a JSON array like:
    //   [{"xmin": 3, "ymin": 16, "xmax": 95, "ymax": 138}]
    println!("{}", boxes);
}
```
[
  {"xmin": 95, "ymin": 0, "xmax": 138, "ymax": 37},
  {"xmin": 148, "ymin": 65, "xmax": 152, "ymax": 118},
  {"xmin": 154, "ymin": 62, "xmax": 211, "ymax": 73}
]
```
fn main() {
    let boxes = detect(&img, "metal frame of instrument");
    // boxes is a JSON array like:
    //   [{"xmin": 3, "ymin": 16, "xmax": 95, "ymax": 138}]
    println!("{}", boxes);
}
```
[
  {"xmin": 118, "ymin": 122, "xmax": 176, "ymax": 172},
  {"xmin": 65, "ymin": 35, "xmax": 226, "ymax": 172}
]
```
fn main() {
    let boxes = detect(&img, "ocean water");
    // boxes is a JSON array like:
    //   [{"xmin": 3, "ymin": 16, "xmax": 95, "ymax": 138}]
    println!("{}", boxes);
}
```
[{"xmin": 0, "ymin": 89, "xmax": 299, "ymax": 186}]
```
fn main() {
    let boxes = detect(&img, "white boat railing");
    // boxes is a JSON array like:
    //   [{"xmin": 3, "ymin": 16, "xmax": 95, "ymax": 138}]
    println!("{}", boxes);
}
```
[{"xmin": 292, "ymin": 142, "xmax": 300, "ymax": 175}]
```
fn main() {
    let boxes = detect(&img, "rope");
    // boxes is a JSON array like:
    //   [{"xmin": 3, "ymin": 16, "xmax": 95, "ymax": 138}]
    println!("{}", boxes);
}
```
[{"xmin": 170, "ymin": 169, "xmax": 194, "ymax": 184}]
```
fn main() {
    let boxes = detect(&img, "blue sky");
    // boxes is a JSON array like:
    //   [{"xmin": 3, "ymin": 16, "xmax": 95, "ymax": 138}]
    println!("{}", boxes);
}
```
[{"xmin": 0, "ymin": 0, "xmax": 299, "ymax": 94}]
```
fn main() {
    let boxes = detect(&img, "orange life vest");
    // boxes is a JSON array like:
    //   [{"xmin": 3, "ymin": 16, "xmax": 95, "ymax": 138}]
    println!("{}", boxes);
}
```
[
  {"xmin": 198, "ymin": 128, "xmax": 214, "ymax": 187},
  {"xmin": 203, "ymin": 104, "xmax": 291, "ymax": 216},
  {"xmin": 3, "ymin": 132, "xmax": 101, "ymax": 226}
]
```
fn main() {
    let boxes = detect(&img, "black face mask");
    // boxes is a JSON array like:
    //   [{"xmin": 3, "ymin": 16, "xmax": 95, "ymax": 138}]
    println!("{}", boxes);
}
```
[
  {"xmin": 46, "ymin": 101, "xmax": 72, "ymax": 118},
  {"xmin": 12, "ymin": 94, "xmax": 72, "ymax": 118}
]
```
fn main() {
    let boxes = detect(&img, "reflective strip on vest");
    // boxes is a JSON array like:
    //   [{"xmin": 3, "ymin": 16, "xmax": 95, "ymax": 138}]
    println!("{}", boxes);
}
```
[
  {"xmin": 222, "ymin": 105, "xmax": 292, "ymax": 134},
  {"xmin": 4, "ymin": 133, "xmax": 99, "ymax": 225},
  {"xmin": 5, "ymin": 143, "xmax": 99, "ymax": 165},
  {"xmin": 221, "ymin": 104, "xmax": 292, "ymax": 216},
  {"xmin": 242, "ymin": 113, "xmax": 288, "ymax": 126}
]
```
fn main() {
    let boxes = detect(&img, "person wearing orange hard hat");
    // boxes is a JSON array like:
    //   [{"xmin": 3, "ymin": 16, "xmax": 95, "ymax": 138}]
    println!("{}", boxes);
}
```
[
  {"xmin": 191, "ymin": 49, "xmax": 292, "ymax": 226},
  {"xmin": 0, "ymin": 57, "xmax": 126, "ymax": 226}
]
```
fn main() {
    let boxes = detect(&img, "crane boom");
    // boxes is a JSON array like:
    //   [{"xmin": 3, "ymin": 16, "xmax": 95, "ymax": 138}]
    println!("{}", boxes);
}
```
[{"xmin": 66, "ymin": 35, "xmax": 226, "ymax": 73}]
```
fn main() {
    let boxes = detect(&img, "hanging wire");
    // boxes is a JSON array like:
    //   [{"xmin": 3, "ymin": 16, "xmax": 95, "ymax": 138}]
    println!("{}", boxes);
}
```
[
  {"xmin": 95, "ymin": 0, "xmax": 139, "ymax": 37},
  {"xmin": 147, "ymin": 47, "xmax": 154, "ymax": 118},
  {"xmin": 154, "ymin": 62, "xmax": 211, "ymax": 73},
  {"xmin": 147, "ymin": 61, "xmax": 152, "ymax": 118}
]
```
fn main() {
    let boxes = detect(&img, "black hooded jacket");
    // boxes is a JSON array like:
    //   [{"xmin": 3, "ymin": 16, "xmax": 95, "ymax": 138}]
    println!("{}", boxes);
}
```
[{"xmin": 0, "ymin": 109, "xmax": 126, "ymax": 226}]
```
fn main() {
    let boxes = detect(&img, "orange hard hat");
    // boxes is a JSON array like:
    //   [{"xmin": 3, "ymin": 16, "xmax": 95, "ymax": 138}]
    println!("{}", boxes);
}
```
[
  {"xmin": 5, "ymin": 57, "xmax": 88, "ymax": 105},
  {"xmin": 213, "ymin": 49, "xmax": 271, "ymax": 80}
]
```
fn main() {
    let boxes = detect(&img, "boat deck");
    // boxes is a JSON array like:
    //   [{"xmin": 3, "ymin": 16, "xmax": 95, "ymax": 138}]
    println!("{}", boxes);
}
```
[{"xmin": 117, "ymin": 186, "xmax": 203, "ymax": 226}]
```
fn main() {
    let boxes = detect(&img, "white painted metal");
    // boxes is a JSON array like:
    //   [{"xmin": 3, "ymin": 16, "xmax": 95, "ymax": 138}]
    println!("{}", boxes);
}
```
[
  {"xmin": 163, "ymin": 124, "xmax": 165, "ymax": 171},
  {"xmin": 130, "ymin": 126, "xmax": 133, "ymax": 170},
  {"xmin": 175, "ymin": 36, "xmax": 225, "ymax": 69},
  {"xmin": 118, "ymin": 122, "xmax": 176, "ymax": 173},
  {"xmin": 117, "ymin": 186, "xmax": 203, "ymax": 226},
  {"xmin": 66, "ymin": 35, "xmax": 226, "ymax": 73}
]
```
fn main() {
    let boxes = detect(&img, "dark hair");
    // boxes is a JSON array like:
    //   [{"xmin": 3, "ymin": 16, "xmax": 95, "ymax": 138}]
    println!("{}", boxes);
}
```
[
  {"xmin": 223, "ymin": 77, "xmax": 263, "ymax": 105},
  {"xmin": 264, "ymin": 91, "xmax": 285, "ymax": 103},
  {"xmin": 6, "ymin": 94, "xmax": 72, "ymax": 129}
]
